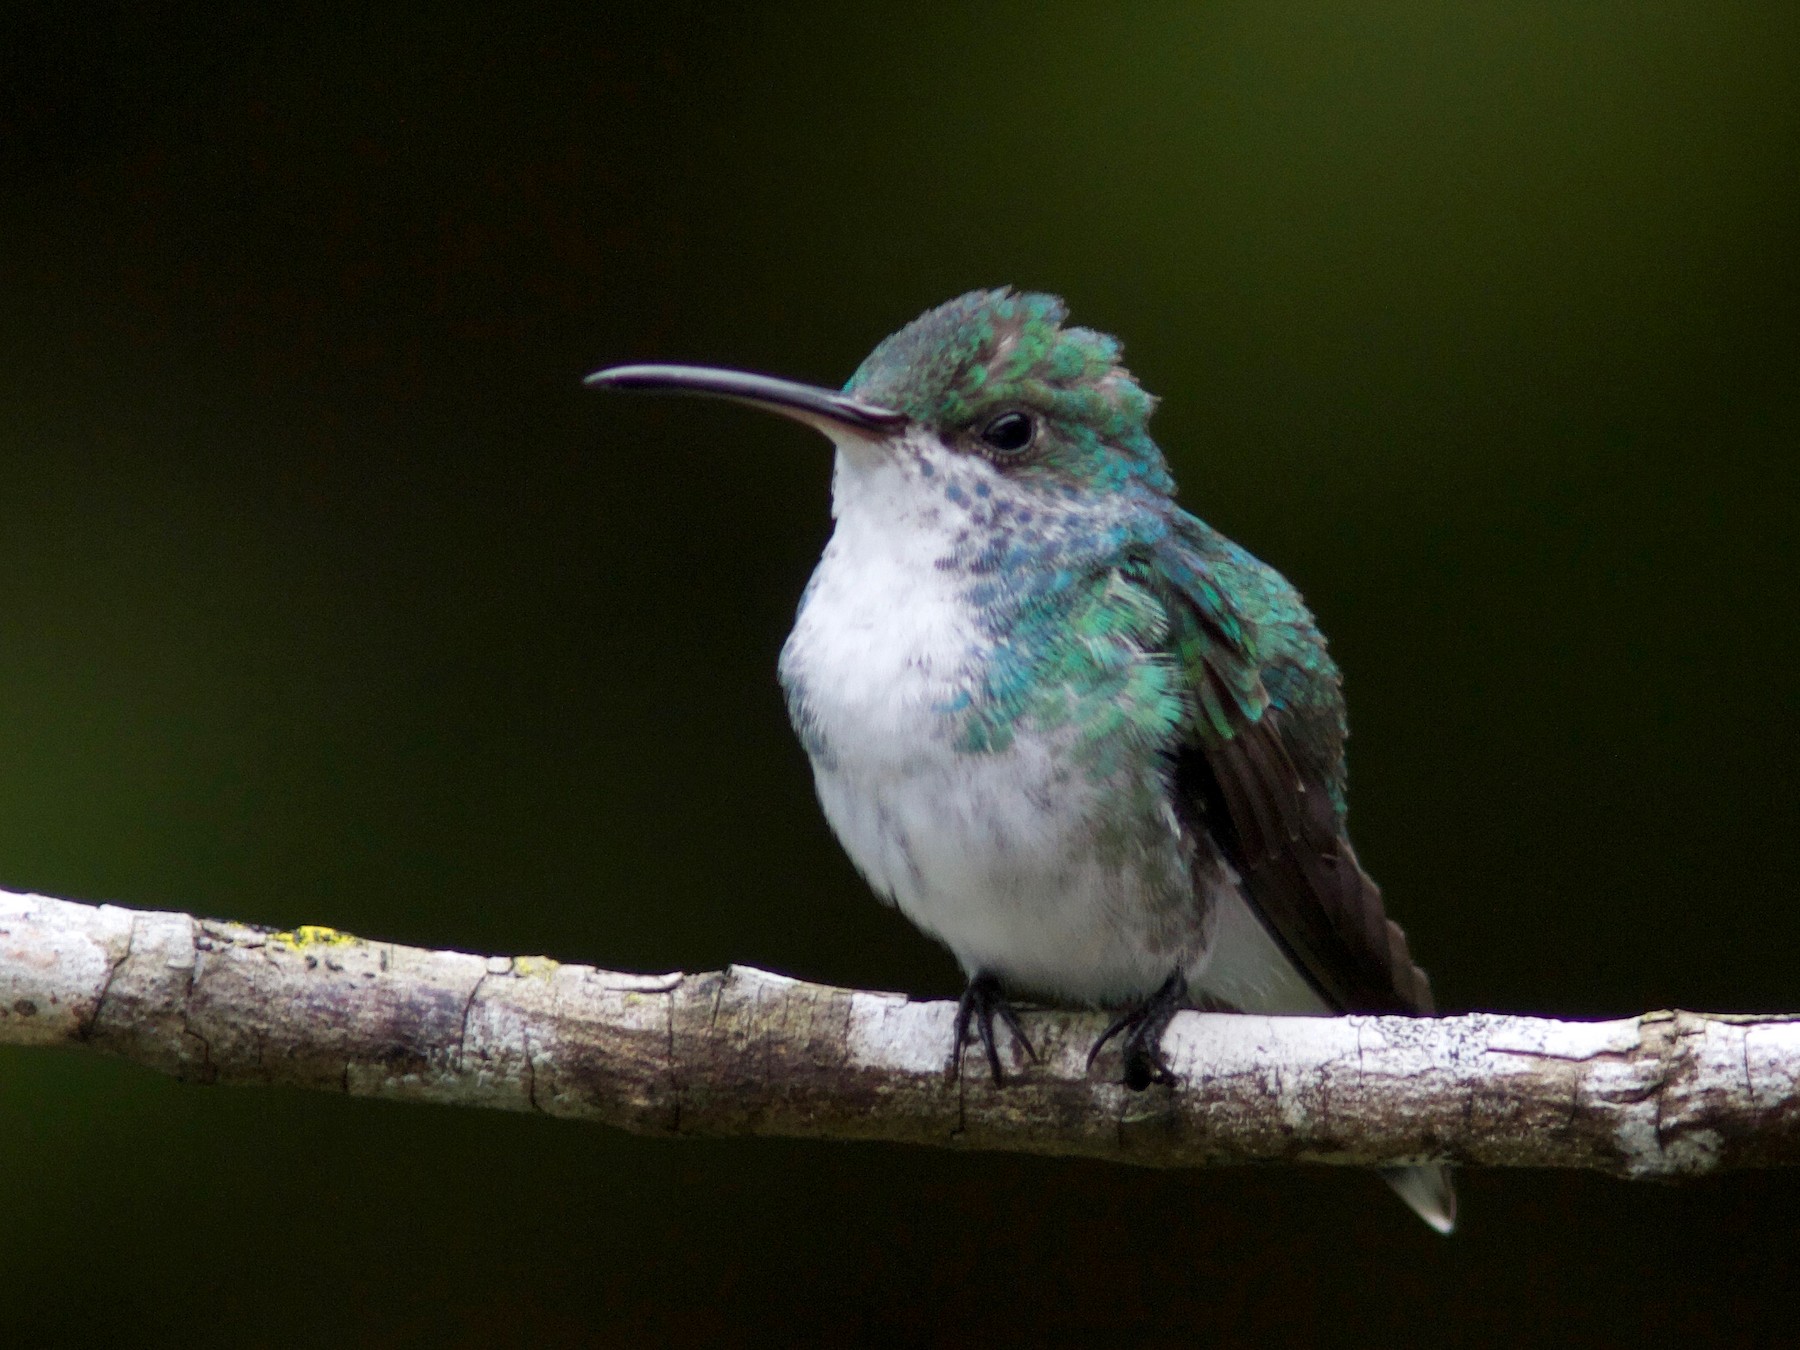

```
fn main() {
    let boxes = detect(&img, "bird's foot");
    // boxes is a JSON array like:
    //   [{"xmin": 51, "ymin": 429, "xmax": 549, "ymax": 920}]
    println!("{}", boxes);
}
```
[
  {"xmin": 1087, "ymin": 971, "xmax": 1189, "ymax": 1090},
  {"xmin": 949, "ymin": 972, "xmax": 1038, "ymax": 1086}
]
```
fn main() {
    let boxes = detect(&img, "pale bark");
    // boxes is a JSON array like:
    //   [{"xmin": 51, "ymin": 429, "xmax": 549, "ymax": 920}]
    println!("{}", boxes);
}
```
[{"xmin": 2, "ymin": 888, "xmax": 1797, "ymax": 1177}]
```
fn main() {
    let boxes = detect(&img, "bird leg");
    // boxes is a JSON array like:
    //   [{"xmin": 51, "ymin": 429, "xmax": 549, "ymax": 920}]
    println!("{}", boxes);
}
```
[
  {"xmin": 949, "ymin": 972, "xmax": 1038, "ymax": 1086},
  {"xmin": 1087, "ymin": 970, "xmax": 1189, "ymax": 1090}
]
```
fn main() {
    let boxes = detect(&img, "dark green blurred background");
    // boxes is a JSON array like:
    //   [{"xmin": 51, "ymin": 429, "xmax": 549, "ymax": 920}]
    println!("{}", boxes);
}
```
[{"xmin": 4, "ymin": 4, "xmax": 1798, "ymax": 1345}]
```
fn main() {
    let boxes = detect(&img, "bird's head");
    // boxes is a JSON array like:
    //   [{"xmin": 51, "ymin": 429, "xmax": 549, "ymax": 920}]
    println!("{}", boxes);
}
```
[{"xmin": 587, "ymin": 289, "xmax": 1173, "ymax": 516}]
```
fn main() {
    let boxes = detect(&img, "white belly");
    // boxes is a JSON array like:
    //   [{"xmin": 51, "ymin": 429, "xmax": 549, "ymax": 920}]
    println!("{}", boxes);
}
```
[{"xmin": 810, "ymin": 731, "xmax": 1195, "ymax": 1002}]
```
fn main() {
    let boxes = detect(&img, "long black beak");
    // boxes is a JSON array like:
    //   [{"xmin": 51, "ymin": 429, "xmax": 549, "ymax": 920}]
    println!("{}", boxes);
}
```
[{"xmin": 584, "ymin": 364, "xmax": 907, "ymax": 437}]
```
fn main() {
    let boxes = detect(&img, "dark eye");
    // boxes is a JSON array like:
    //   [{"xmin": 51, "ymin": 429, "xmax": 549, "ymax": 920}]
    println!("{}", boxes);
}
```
[{"xmin": 979, "ymin": 411, "xmax": 1034, "ymax": 455}]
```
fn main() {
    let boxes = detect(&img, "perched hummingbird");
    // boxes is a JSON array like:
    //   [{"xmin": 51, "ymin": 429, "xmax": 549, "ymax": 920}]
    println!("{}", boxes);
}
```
[{"xmin": 587, "ymin": 289, "xmax": 1456, "ymax": 1234}]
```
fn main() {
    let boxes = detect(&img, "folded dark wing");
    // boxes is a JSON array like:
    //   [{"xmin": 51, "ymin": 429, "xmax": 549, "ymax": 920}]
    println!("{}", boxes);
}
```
[{"xmin": 1138, "ymin": 536, "xmax": 1435, "ymax": 1015}]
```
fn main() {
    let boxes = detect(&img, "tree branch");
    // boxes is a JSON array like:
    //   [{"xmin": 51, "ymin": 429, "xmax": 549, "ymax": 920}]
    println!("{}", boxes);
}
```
[{"xmin": 3, "ymin": 888, "xmax": 1797, "ymax": 1177}]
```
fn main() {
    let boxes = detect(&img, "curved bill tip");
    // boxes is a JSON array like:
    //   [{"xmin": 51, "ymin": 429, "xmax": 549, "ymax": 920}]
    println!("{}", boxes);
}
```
[{"xmin": 584, "ymin": 363, "xmax": 907, "ymax": 436}]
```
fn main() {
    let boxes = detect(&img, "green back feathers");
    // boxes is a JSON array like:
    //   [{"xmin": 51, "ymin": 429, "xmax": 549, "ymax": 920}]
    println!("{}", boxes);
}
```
[{"xmin": 948, "ymin": 510, "xmax": 1349, "ymax": 822}]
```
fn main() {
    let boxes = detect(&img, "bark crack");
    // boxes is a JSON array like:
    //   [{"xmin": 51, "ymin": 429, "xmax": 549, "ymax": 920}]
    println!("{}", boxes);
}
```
[
  {"xmin": 456, "ymin": 972, "xmax": 491, "ymax": 1073},
  {"xmin": 523, "ymin": 1027, "xmax": 541, "ymax": 1113},
  {"xmin": 81, "ymin": 917, "xmax": 136, "ymax": 1041},
  {"xmin": 1740, "ymin": 1029, "xmax": 1757, "ymax": 1112},
  {"xmin": 179, "ymin": 935, "xmax": 216, "ymax": 1083}
]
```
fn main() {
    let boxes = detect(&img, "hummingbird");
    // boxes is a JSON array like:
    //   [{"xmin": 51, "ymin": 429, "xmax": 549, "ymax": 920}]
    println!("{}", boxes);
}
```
[{"xmin": 586, "ymin": 289, "xmax": 1456, "ymax": 1234}]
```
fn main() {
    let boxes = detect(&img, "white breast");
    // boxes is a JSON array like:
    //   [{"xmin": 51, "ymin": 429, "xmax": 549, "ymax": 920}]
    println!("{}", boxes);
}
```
[{"xmin": 781, "ymin": 449, "xmax": 978, "ymax": 767}]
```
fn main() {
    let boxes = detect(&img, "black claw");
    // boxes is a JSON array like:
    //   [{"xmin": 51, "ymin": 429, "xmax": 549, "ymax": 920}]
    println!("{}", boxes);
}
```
[
  {"xmin": 1087, "ymin": 971, "xmax": 1189, "ymax": 1090},
  {"xmin": 949, "ymin": 973, "xmax": 1037, "ymax": 1086}
]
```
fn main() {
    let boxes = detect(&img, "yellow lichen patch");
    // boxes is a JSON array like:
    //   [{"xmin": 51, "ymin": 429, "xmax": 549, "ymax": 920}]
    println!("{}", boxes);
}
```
[
  {"xmin": 510, "ymin": 955, "xmax": 562, "ymax": 979},
  {"xmin": 268, "ymin": 924, "xmax": 361, "ymax": 950}
]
